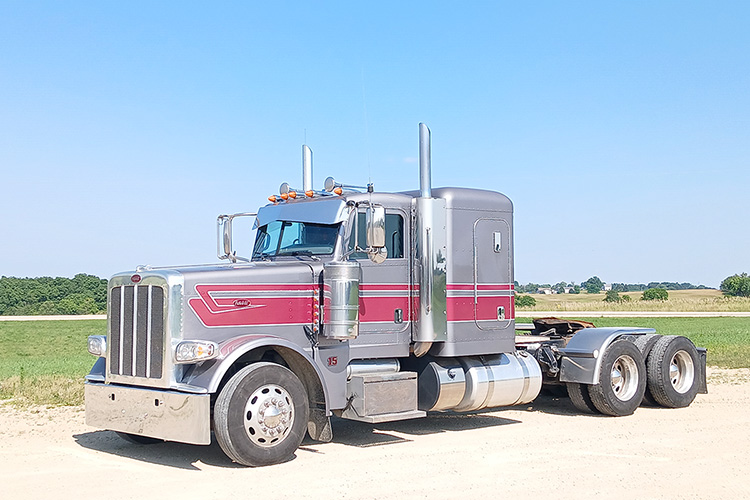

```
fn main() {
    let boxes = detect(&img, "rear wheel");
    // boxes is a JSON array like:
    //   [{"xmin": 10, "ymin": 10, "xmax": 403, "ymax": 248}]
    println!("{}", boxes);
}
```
[
  {"xmin": 646, "ymin": 335, "xmax": 700, "ymax": 408},
  {"xmin": 588, "ymin": 339, "xmax": 646, "ymax": 416},
  {"xmin": 214, "ymin": 362, "xmax": 309, "ymax": 467},
  {"xmin": 567, "ymin": 382, "xmax": 599, "ymax": 414},
  {"xmin": 629, "ymin": 333, "xmax": 660, "ymax": 406}
]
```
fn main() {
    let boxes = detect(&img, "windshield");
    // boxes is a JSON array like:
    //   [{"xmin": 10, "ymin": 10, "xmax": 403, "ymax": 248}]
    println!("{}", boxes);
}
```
[{"xmin": 252, "ymin": 221, "xmax": 340, "ymax": 259}]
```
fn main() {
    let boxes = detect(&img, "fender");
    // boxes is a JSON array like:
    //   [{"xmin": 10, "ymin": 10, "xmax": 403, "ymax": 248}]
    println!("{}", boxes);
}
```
[
  {"xmin": 183, "ymin": 334, "xmax": 331, "ymax": 413},
  {"xmin": 559, "ymin": 327, "xmax": 655, "ymax": 385}
]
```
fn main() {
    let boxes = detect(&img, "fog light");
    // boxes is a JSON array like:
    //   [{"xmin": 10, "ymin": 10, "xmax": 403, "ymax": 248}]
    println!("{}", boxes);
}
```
[
  {"xmin": 174, "ymin": 341, "xmax": 219, "ymax": 363},
  {"xmin": 87, "ymin": 335, "xmax": 107, "ymax": 357}
]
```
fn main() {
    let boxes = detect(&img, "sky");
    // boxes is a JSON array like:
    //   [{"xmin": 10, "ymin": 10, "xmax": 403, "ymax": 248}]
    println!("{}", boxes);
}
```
[{"xmin": 1, "ymin": 1, "xmax": 748, "ymax": 288}]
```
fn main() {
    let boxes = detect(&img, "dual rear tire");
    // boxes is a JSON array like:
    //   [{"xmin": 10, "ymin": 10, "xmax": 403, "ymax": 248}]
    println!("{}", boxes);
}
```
[
  {"xmin": 645, "ymin": 335, "xmax": 701, "ymax": 408},
  {"xmin": 567, "ymin": 335, "xmax": 701, "ymax": 416}
]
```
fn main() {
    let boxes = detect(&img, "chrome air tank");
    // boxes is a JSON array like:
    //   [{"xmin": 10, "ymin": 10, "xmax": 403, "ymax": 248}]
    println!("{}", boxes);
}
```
[{"xmin": 323, "ymin": 261, "xmax": 360, "ymax": 340}]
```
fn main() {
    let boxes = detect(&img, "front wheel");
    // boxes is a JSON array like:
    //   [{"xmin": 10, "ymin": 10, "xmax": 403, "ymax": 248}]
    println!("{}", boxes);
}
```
[
  {"xmin": 214, "ymin": 362, "xmax": 309, "ymax": 467},
  {"xmin": 588, "ymin": 339, "xmax": 647, "ymax": 416}
]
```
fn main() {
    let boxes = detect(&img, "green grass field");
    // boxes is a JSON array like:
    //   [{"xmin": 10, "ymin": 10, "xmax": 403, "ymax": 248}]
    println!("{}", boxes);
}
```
[
  {"xmin": 518, "ymin": 289, "xmax": 750, "ymax": 312},
  {"xmin": 517, "ymin": 316, "xmax": 750, "ymax": 369},
  {"xmin": 0, "ymin": 316, "xmax": 748, "ymax": 407},
  {"xmin": 0, "ymin": 319, "xmax": 105, "ymax": 406}
]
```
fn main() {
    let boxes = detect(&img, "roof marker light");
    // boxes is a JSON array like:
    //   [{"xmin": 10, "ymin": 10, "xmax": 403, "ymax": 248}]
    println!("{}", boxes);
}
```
[{"xmin": 305, "ymin": 190, "xmax": 314, "ymax": 198}]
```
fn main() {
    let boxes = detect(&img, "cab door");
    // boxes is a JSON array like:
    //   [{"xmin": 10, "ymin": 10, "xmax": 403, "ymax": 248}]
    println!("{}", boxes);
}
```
[{"xmin": 348, "ymin": 208, "xmax": 411, "ymax": 356}]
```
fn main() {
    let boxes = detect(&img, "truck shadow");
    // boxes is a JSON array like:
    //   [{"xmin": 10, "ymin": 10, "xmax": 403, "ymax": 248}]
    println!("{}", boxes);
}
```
[
  {"xmin": 72, "ymin": 394, "xmax": 597, "ymax": 469},
  {"xmin": 517, "ymin": 391, "xmax": 600, "ymax": 417},
  {"xmin": 313, "ymin": 411, "xmax": 523, "ymax": 449},
  {"xmin": 73, "ymin": 430, "xmax": 242, "ymax": 470}
]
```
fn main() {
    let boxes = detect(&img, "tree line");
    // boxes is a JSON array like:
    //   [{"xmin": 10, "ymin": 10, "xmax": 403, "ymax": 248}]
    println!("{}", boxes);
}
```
[
  {"xmin": 515, "ymin": 277, "xmax": 711, "ymax": 295},
  {"xmin": 0, "ymin": 274, "xmax": 107, "ymax": 315}
]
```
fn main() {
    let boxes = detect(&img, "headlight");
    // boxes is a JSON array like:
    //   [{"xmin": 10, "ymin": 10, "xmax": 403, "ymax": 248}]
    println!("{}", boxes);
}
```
[
  {"xmin": 174, "ymin": 340, "xmax": 219, "ymax": 363},
  {"xmin": 87, "ymin": 335, "xmax": 107, "ymax": 357}
]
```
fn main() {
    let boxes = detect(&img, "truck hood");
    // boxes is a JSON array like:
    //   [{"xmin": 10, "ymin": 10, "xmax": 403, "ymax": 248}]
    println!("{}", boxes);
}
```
[{"xmin": 114, "ymin": 260, "xmax": 323, "ymax": 343}]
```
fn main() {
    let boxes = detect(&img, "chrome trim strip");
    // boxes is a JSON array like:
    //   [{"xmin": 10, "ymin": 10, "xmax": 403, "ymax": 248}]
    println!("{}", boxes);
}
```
[
  {"xmin": 118, "ymin": 285, "xmax": 124, "ymax": 375},
  {"xmin": 146, "ymin": 285, "xmax": 152, "ymax": 378},
  {"xmin": 131, "ymin": 284, "xmax": 138, "ymax": 377}
]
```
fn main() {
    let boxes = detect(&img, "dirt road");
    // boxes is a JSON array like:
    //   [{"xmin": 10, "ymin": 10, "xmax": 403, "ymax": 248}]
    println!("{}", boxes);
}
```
[{"xmin": 2, "ymin": 368, "xmax": 749, "ymax": 500}]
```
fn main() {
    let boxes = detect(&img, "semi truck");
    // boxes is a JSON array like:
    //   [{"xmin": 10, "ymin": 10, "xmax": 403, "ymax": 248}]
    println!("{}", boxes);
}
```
[{"xmin": 85, "ymin": 124, "xmax": 707, "ymax": 466}]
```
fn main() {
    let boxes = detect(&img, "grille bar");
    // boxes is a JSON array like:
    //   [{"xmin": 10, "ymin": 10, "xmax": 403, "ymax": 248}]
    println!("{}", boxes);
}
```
[{"xmin": 109, "ymin": 284, "xmax": 165, "ymax": 379}]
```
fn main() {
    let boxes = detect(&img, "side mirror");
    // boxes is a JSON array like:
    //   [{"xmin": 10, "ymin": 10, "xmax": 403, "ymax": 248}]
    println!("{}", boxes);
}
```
[
  {"xmin": 366, "ymin": 205, "xmax": 386, "ymax": 248},
  {"xmin": 222, "ymin": 218, "xmax": 233, "ymax": 257},
  {"xmin": 366, "ymin": 205, "xmax": 387, "ymax": 263},
  {"xmin": 217, "ymin": 212, "xmax": 256, "ymax": 263}
]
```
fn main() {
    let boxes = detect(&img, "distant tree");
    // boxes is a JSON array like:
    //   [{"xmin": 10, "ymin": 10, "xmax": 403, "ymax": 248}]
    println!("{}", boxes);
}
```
[
  {"xmin": 0, "ymin": 275, "xmax": 107, "ymax": 315},
  {"xmin": 621, "ymin": 294, "xmax": 632, "ymax": 302},
  {"xmin": 642, "ymin": 288, "xmax": 669, "ymax": 301},
  {"xmin": 603, "ymin": 290, "xmax": 621, "ymax": 303},
  {"xmin": 571, "ymin": 285, "xmax": 581, "ymax": 294},
  {"xmin": 515, "ymin": 295, "xmax": 537, "ymax": 308},
  {"xmin": 720, "ymin": 273, "xmax": 750, "ymax": 297},
  {"xmin": 582, "ymin": 276, "xmax": 604, "ymax": 294},
  {"xmin": 553, "ymin": 282, "xmax": 567, "ymax": 294}
]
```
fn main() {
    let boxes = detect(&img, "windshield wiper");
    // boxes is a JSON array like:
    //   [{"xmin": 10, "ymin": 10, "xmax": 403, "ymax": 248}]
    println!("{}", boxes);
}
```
[{"xmin": 282, "ymin": 250, "xmax": 320, "ymax": 261}]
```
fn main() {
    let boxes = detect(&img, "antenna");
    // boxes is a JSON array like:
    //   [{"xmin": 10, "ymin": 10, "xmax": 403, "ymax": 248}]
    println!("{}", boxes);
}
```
[{"xmin": 361, "ymin": 67, "xmax": 372, "ymax": 183}]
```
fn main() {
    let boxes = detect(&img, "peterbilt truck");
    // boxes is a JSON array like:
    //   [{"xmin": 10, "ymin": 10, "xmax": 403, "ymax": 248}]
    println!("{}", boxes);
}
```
[{"xmin": 85, "ymin": 123, "xmax": 707, "ymax": 466}]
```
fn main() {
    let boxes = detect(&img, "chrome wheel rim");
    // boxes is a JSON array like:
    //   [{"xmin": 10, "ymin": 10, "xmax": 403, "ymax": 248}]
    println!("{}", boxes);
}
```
[
  {"xmin": 670, "ymin": 350, "xmax": 695, "ymax": 394},
  {"xmin": 611, "ymin": 355, "xmax": 639, "ymax": 401},
  {"xmin": 244, "ymin": 384, "xmax": 294, "ymax": 447}
]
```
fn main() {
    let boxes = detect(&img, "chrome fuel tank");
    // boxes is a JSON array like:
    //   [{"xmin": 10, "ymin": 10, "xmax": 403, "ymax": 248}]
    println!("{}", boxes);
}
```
[{"xmin": 418, "ymin": 352, "xmax": 542, "ymax": 412}]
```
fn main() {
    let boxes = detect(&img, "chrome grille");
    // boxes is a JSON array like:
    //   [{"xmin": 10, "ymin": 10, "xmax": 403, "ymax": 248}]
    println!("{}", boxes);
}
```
[{"xmin": 109, "ymin": 284, "xmax": 165, "ymax": 379}]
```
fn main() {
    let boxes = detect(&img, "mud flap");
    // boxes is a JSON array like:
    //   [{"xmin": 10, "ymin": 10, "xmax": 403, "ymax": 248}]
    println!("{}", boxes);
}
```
[
  {"xmin": 697, "ymin": 347, "xmax": 708, "ymax": 394},
  {"xmin": 307, "ymin": 407, "xmax": 333, "ymax": 442}
]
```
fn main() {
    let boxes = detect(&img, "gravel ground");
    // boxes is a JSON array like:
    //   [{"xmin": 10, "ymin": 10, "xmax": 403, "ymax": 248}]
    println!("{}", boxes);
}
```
[{"xmin": 1, "ymin": 367, "xmax": 749, "ymax": 500}]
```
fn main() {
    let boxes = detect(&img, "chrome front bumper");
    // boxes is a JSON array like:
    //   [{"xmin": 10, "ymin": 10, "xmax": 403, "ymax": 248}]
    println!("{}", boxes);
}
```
[{"xmin": 85, "ymin": 382, "xmax": 211, "ymax": 445}]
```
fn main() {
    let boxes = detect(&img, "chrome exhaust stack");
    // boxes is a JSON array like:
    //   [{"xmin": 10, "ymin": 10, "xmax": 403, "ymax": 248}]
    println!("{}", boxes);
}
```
[
  {"xmin": 419, "ymin": 123, "xmax": 431, "ymax": 198},
  {"xmin": 303, "ymin": 144, "xmax": 313, "ymax": 192},
  {"xmin": 413, "ymin": 123, "xmax": 447, "ymax": 355}
]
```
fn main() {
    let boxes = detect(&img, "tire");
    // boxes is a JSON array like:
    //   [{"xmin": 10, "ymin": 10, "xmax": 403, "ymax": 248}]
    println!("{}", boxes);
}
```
[
  {"xmin": 629, "ymin": 333, "xmax": 661, "ymax": 406},
  {"xmin": 214, "ymin": 362, "xmax": 309, "ymax": 467},
  {"xmin": 646, "ymin": 335, "xmax": 700, "ymax": 408},
  {"xmin": 567, "ymin": 382, "xmax": 599, "ymax": 414},
  {"xmin": 115, "ymin": 432, "xmax": 163, "ymax": 445},
  {"xmin": 629, "ymin": 333, "xmax": 660, "ymax": 358},
  {"xmin": 587, "ymin": 339, "xmax": 647, "ymax": 416}
]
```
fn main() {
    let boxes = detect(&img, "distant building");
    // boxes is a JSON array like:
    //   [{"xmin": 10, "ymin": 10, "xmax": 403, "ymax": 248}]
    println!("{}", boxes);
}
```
[{"xmin": 537, "ymin": 287, "xmax": 555, "ymax": 294}]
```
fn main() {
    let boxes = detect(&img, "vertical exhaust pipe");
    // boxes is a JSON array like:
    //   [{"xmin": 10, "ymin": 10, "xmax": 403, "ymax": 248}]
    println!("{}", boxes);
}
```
[
  {"xmin": 303, "ymin": 145, "xmax": 313, "ymax": 192},
  {"xmin": 419, "ymin": 123, "xmax": 431, "ymax": 198},
  {"xmin": 414, "ymin": 122, "xmax": 447, "ymax": 356}
]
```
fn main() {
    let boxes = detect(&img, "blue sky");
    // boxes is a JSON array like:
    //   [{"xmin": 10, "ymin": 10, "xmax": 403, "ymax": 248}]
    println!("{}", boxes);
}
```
[{"xmin": 1, "ymin": 1, "xmax": 748, "ymax": 287}]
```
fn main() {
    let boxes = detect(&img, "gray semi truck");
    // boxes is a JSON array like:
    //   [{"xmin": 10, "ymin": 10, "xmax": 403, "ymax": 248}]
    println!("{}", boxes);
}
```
[{"xmin": 85, "ymin": 124, "xmax": 707, "ymax": 466}]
